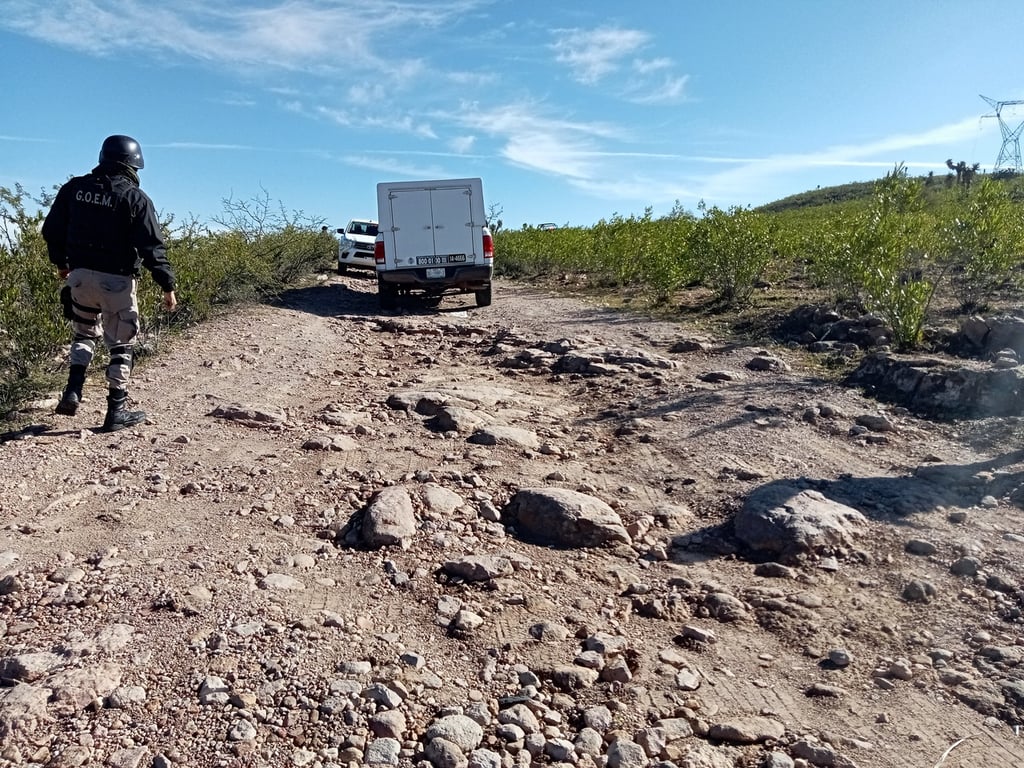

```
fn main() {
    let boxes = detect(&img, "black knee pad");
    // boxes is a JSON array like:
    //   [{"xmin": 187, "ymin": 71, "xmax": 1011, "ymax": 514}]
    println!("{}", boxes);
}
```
[{"xmin": 110, "ymin": 344, "xmax": 135, "ymax": 371}]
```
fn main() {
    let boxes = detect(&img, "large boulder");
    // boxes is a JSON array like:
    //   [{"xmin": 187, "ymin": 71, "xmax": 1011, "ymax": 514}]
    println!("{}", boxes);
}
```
[
  {"xmin": 503, "ymin": 488, "xmax": 631, "ymax": 548},
  {"xmin": 735, "ymin": 485, "xmax": 868, "ymax": 556}
]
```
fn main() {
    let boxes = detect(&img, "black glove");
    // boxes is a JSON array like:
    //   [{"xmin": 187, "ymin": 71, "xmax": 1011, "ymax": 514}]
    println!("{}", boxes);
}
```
[{"xmin": 60, "ymin": 285, "xmax": 74, "ymax": 321}]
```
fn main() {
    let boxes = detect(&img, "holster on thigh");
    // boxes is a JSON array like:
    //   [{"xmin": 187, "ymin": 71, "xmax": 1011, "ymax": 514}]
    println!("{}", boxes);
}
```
[{"xmin": 60, "ymin": 285, "xmax": 74, "ymax": 320}]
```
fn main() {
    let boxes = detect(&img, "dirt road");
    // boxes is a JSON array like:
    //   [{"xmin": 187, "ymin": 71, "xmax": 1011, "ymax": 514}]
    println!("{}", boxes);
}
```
[{"xmin": 1, "ymin": 273, "xmax": 1021, "ymax": 768}]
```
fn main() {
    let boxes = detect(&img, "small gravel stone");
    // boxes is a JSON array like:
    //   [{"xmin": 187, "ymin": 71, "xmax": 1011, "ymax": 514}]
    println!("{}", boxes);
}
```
[
  {"xmin": 365, "ymin": 737, "xmax": 401, "ymax": 765},
  {"xmin": 828, "ymin": 648, "xmax": 853, "ymax": 667}
]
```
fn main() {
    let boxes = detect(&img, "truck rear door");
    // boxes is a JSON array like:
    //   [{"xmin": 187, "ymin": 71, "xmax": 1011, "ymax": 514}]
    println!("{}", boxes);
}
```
[
  {"xmin": 429, "ymin": 185, "xmax": 478, "ymax": 263},
  {"xmin": 388, "ymin": 184, "xmax": 477, "ymax": 266},
  {"xmin": 388, "ymin": 188, "xmax": 433, "ymax": 266}
]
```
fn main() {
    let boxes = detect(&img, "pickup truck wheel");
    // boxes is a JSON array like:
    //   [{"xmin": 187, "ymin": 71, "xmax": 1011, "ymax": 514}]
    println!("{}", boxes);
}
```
[
  {"xmin": 378, "ymin": 280, "xmax": 399, "ymax": 311},
  {"xmin": 474, "ymin": 286, "xmax": 492, "ymax": 307},
  {"xmin": 337, "ymin": 263, "xmax": 348, "ymax": 276}
]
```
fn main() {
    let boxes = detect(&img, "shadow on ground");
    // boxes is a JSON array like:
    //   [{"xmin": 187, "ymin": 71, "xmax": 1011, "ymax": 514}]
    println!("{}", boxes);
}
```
[
  {"xmin": 743, "ymin": 449, "xmax": 1024, "ymax": 522},
  {"xmin": 273, "ymin": 275, "xmax": 486, "ymax": 319},
  {"xmin": 666, "ymin": 450, "xmax": 1024, "ymax": 566}
]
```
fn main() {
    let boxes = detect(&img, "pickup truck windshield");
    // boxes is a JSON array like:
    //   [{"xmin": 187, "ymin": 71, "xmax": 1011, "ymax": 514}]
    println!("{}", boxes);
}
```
[{"xmin": 349, "ymin": 222, "xmax": 379, "ymax": 236}]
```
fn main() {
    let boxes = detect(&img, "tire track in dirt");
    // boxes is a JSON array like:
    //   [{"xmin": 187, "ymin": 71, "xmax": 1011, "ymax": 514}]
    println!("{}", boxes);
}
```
[{"xmin": 699, "ymin": 670, "xmax": 1022, "ymax": 767}]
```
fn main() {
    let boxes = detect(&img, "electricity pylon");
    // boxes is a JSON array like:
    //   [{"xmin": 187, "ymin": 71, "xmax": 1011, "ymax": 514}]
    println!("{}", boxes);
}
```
[{"xmin": 981, "ymin": 94, "xmax": 1024, "ymax": 173}]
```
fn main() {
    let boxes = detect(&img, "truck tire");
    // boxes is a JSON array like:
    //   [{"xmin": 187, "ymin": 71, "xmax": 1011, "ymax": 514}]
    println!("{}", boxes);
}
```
[
  {"xmin": 378, "ymin": 279, "xmax": 399, "ymax": 311},
  {"xmin": 337, "ymin": 263, "xmax": 348, "ymax": 276},
  {"xmin": 475, "ymin": 286, "xmax": 492, "ymax": 307}
]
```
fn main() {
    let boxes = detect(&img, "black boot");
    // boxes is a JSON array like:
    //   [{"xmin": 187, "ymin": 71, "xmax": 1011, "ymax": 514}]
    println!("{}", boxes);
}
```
[
  {"xmin": 55, "ymin": 365, "xmax": 87, "ymax": 416},
  {"xmin": 102, "ymin": 389, "xmax": 146, "ymax": 432}
]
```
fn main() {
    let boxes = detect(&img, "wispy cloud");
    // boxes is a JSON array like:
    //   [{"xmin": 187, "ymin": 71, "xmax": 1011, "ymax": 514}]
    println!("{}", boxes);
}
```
[
  {"xmin": 364, "ymin": 116, "xmax": 437, "ymax": 140},
  {"xmin": 446, "ymin": 70, "xmax": 499, "ymax": 88},
  {"xmin": 569, "ymin": 175, "xmax": 699, "ymax": 206},
  {"xmin": 315, "ymin": 106, "xmax": 354, "ymax": 127},
  {"xmin": 361, "ymin": 149, "xmax": 486, "ymax": 159},
  {"xmin": 0, "ymin": 135, "xmax": 56, "ymax": 143},
  {"xmin": 829, "ymin": 116, "xmax": 988, "ymax": 157},
  {"xmin": 550, "ymin": 26, "xmax": 649, "ymax": 84},
  {"xmin": 0, "ymin": 0, "xmax": 485, "ymax": 77},
  {"xmin": 294, "ymin": 96, "xmax": 437, "ymax": 136},
  {"xmin": 452, "ymin": 102, "xmax": 996, "ymax": 212},
  {"xmin": 549, "ymin": 25, "xmax": 688, "ymax": 105},
  {"xmin": 340, "ymin": 154, "xmax": 448, "ymax": 178},
  {"xmin": 216, "ymin": 93, "xmax": 258, "ymax": 108},
  {"xmin": 628, "ymin": 75, "xmax": 689, "ymax": 105},
  {"xmin": 633, "ymin": 57, "xmax": 672, "ymax": 75},
  {"xmin": 346, "ymin": 82, "xmax": 388, "ymax": 106},
  {"xmin": 450, "ymin": 135, "xmax": 477, "ymax": 154},
  {"xmin": 452, "ymin": 102, "xmax": 624, "ymax": 180},
  {"xmin": 696, "ymin": 116, "xmax": 997, "ymax": 203}
]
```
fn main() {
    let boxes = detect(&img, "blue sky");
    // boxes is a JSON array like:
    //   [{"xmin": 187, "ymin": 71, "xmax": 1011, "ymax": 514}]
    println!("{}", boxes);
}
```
[{"xmin": 2, "ymin": 0, "xmax": 1023, "ymax": 231}]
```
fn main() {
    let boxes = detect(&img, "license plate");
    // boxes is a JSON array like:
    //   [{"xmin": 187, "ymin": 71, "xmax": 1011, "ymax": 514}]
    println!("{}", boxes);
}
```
[
  {"xmin": 425, "ymin": 267, "xmax": 446, "ymax": 279},
  {"xmin": 417, "ymin": 254, "xmax": 467, "ymax": 266}
]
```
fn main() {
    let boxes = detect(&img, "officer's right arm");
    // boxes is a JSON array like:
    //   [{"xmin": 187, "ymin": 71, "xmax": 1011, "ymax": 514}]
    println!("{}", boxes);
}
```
[{"xmin": 132, "ymin": 192, "xmax": 176, "ymax": 292}]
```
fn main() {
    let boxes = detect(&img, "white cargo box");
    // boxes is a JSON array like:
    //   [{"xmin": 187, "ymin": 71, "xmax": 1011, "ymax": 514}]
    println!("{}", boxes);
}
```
[{"xmin": 374, "ymin": 178, "xmax": 493, "ymax": 309}]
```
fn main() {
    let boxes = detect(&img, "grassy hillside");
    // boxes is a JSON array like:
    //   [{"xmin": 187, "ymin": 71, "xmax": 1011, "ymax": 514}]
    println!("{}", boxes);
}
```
[
  {"xmin": 757, "ymin": 179, "xmax": 878, "ymax": 212},
  {"xmin": 761, "ymin": 169, "xmax": 1024, "ymax": 213}
]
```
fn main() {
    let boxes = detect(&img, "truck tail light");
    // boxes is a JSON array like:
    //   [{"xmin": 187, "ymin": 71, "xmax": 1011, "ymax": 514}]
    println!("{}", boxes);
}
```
[
  {"xmin": 482, "ymin": 231, "xmax": 494, "ymax": 260},
  {"xmin": 374, "ymin": 240, "xmax": 385, "ymax": 264}
]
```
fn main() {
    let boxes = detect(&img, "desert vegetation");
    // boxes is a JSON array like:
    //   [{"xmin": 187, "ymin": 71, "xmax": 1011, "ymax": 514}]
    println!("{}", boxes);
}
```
[{"xmin": 497, "ymin": 166, "xmax": 1024, "ymax": 348}]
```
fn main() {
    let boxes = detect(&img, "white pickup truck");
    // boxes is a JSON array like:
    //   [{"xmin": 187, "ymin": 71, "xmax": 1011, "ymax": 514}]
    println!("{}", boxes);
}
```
[
  {"xmin": 336, "ymin": 218, "xmax": 379, "ymax": 274},
  {"xmin": 373, "ymin": 178, "xmax": 493, "ymax": 310}
]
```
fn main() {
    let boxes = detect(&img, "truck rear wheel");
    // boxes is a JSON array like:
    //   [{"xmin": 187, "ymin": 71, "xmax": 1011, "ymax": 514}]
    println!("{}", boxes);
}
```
[
  {"xmin": 378, "ymin": 279, "xmax": 399, "ymax": 311},
  {"xmin": 475, "ymin": 286, "xmax": 492, "ymax": 307}
]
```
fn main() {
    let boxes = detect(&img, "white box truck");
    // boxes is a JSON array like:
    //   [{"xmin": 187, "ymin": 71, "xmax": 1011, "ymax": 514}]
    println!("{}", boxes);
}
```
[{"xmin": 373, "ymin": 177, "xmax": 493, "ymax": 310}]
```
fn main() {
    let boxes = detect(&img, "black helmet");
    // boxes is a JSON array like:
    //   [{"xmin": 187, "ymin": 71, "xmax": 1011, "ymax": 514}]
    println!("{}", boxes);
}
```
[{"xmin": 99, "ymin": 135, "xmax": 145, "ymax": 169}]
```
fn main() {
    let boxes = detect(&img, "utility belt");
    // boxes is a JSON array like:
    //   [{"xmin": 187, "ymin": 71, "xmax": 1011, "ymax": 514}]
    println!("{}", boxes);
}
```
[{"xmin": 67, "ymin": 260, "xmax": 138, "ymax": 277}]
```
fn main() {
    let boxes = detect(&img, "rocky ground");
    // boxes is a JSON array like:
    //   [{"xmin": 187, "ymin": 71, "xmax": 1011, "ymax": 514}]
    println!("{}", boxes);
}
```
[{"xmin": 0, "ymin": 273, "xmax": 1022, "ymax": 768}]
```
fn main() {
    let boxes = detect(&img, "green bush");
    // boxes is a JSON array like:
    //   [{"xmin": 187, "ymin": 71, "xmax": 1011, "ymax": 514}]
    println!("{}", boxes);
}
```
[
  {"xmin": 690, "ymin": 203, "xmax": 783, "ymax": 305},
  {"xmin": 936, "ymin": 178, "xmax": 1024, "ymax": 311},
  {"xmin": 494, "ymin": 226, "xmax": 593, "ymax": 279},
  {"xmin": 641, "ymin": 214, "xmax": 697, "ymax": 303},
  {"xmin": 0, "ymin": 185, "xmax": 67, "ymax": 411},
  {"xmin": 848, "ymin": 166, "xmax": 936, "ymax": 348},
  {"xmin": 805, "ymin": 211, "xmax": 864, "ymax": 303},
  {"xmin": 495, "ymin": 209, "xmax": 697, "ymax": 303}
]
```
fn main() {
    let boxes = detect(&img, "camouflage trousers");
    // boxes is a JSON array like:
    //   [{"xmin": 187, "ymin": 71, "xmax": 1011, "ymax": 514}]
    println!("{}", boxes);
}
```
[{"xmin": 65, "ymin": 268, "xmax": 140, "ymax": 390}]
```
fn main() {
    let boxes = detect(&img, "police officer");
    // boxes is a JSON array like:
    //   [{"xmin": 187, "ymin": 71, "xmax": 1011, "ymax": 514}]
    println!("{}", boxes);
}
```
[{"xmin": 42, "ymin": 134, "xmax": 177, "ymax": 432}]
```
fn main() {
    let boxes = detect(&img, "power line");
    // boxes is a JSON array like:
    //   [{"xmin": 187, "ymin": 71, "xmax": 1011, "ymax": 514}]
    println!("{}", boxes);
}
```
[{"xmin": 980, "ymin": 94, "xmax": 1024, "ymax": 172}]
